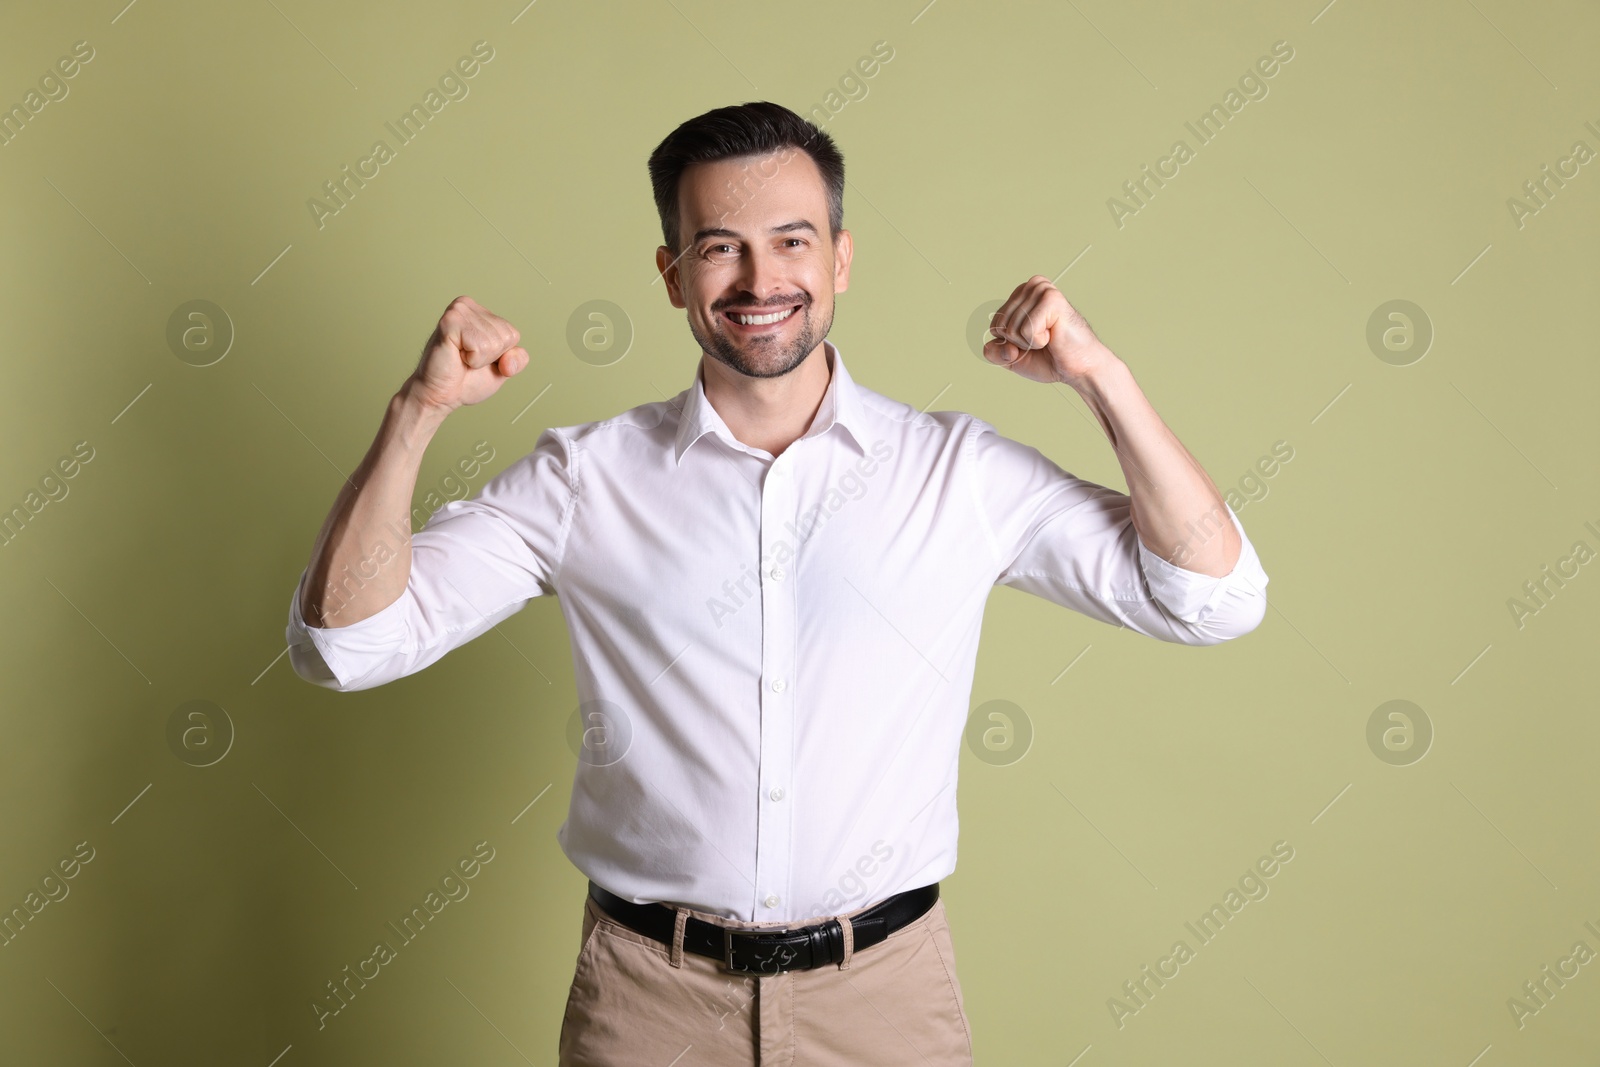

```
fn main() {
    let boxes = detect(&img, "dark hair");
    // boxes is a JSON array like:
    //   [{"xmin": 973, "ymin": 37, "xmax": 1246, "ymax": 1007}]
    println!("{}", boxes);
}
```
[{"xmin": 647, "ymin": 101, "xmax": 845, "ymax": 255}]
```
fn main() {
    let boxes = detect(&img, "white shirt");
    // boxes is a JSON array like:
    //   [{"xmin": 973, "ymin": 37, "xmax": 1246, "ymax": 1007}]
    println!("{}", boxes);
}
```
[{"xmin": 286, "ymin": 342, "xmax": 1270, "ymax": 922}]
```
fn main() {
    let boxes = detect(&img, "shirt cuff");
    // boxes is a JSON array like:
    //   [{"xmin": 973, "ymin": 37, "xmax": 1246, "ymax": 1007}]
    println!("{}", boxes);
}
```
[
  {"xmin": 285, "ymin": 566, "xmax": 413, "ymax": 691},
  {"xmin": 1135, "ymin": 503, "xmax": 1268, "ymax": 624}
]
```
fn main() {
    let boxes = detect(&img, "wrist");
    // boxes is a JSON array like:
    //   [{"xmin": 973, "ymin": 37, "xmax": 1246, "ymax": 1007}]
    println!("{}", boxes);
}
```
[
  {"xmin": 1061, "ymin": 343, "xmax": 1128, "ymax": 393},
  {"xmin": 390, "ymin": 378, "xmax": 452, "ymax": 443}
]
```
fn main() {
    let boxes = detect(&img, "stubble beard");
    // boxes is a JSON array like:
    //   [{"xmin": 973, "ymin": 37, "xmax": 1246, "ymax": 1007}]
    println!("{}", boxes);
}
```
[{"xmin": 691, "ymin": 295, "xmax": 832, "ymax": 380}]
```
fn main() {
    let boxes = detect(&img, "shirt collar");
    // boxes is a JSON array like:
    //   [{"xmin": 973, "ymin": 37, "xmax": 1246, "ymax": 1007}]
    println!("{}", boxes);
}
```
[{"xmin": 672, "ymin": 340, "xmax": 868, "ymax": 465}]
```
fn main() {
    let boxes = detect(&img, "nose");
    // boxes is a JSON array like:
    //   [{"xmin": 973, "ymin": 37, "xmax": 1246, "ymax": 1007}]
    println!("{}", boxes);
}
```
[{"xmin": 730, "ymin": 242, "xmax": 787, "ymax": 305}]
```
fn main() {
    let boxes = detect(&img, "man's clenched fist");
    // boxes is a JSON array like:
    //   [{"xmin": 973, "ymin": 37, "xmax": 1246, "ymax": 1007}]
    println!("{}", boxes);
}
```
[
  {"xmin": 981, "ymin": 276, "xmax": 1113, "ymax": 388},
  {"xmin": 409, "ymin": 296, "xmax": 529, "ymax": 414}
]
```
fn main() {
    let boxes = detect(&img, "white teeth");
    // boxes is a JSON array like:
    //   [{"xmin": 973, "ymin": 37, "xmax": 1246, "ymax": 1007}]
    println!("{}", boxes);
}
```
[{"xmin": 731, "ymin": 306, "xmax": 796, "ymax": 326}]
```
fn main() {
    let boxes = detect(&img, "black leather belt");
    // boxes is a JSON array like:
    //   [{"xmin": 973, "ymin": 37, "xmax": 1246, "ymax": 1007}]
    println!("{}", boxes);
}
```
[{"xmin": 587, "ymin": 880, "xmax": 939, "ymax": 975}]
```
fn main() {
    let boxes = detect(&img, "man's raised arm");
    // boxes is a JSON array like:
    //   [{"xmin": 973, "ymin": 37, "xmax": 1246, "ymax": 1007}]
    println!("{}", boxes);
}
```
[
  {"xmin": 298, "ymin": 296, "xmax": 529, "ymax": 629},
  {"xmin": 982, "ymin": 275, "xmax": 1242, "ymax": 578},
  {"xmin": 974, "ymin": 274, "xmax": 1269, "ymax": 644}
]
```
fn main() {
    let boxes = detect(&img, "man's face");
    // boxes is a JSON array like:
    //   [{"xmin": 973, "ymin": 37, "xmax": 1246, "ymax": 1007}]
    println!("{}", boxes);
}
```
[{"xmin": 657, "ymin": 149, "xmax": 852, "ymax": 379}]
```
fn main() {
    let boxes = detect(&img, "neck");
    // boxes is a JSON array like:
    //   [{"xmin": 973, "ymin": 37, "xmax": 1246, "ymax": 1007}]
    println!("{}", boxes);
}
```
[{"xmin": 700, "ymin": 343, "xmax": 833, "ymax": 457}]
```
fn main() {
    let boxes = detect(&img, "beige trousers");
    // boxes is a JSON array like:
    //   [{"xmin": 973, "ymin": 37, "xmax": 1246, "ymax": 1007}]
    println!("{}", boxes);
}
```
[{"xmin": 558, "ymin": 887, "xmax": 974, "ymax": 1066}]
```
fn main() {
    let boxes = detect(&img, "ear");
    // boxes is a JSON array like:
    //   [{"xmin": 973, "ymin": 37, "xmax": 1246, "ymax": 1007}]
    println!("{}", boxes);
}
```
[
  {"xmin": 655, "ymin": 245, "xmax": 687, "ymax": 309},
  {"xmin": 832, "ymin": 229, "xmax": 853, "ymax": 295}
]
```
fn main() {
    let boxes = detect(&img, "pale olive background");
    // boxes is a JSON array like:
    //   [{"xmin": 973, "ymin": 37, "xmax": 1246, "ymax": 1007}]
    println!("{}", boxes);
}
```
[{"xmin": 2, "ymin": 0, "xmax": 1596, "ymax": 1063}]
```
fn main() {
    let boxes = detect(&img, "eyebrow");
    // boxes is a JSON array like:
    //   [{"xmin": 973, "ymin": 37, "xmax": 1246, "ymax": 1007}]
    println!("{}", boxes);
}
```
[{"xmin": 690, "ymin": 219, "xmax": 819, "ymax": 245}]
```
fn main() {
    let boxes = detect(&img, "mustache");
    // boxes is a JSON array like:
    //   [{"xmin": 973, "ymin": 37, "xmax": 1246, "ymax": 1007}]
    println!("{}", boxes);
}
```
[{"xmin": 713, "ymin": 295, "xmax": 808, "ymax": 312}]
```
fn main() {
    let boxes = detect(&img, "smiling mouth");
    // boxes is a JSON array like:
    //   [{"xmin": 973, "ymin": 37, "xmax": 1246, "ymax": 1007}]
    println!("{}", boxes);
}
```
[{"xmin": 722, "ymin": 303, "xmax": 801, "ymax": 328}]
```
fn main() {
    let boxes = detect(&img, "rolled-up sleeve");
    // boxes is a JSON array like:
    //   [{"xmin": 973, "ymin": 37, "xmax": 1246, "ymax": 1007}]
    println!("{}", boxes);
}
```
[
  {"xmin": 286, "ymin": 427, "xmax": 576, "ymax": 691},
  {"xmin": 968, "ymin": 419, "xmax": 1269, "ymax": 645}
]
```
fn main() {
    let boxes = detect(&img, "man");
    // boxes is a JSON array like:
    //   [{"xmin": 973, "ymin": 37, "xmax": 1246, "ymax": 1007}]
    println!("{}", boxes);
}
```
[{"xmin": 286, "ymin": 101, "xmax": 1269, "ymax": 1066}]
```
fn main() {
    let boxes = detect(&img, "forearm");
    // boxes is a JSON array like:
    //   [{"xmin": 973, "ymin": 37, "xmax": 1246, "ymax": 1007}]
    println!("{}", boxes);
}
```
[
  {"xmin": 1070, "ymin": 348, "xmax": 1240, "ymax": 577},
  {"xmin": 298, "ymin": 378, "xmax": 450, "ymax": 627}
]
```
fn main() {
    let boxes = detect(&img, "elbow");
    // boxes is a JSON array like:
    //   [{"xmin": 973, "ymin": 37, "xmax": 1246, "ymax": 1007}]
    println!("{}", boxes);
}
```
[
  {"xmin": 287, "ymin": 642, "xmax": 365, "ymax": 692},
  {"xmin": 1142, "ymin": 585, "xmax": 1267, "ymax": 646},
  {"xmin": 1190, "ymin": 586, "xmax": 1268, "ymax": 645},
  {"xmin": 1242, "ymin": 590, "xmax": 1269, "ymax": 636},
  {"xmin": 1231, "ymin": 570, "xmax": 1271, "ymax": 638}
]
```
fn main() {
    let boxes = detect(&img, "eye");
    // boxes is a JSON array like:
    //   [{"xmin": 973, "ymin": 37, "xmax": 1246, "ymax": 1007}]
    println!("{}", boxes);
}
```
[{"xmin": 783, "ymin": 238, "xmax": 805, "ymax": 248}]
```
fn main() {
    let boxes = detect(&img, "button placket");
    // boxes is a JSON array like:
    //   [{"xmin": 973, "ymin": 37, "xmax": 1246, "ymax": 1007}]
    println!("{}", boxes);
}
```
[{"xmin": 754, "ymin": 456, "xmax": 798, "ymax": 919}]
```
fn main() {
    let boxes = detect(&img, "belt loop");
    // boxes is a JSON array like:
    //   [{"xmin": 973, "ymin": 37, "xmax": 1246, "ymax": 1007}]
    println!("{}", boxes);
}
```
[
  {"xmin": 670, "ymin": 906, "xmax": 688, "ymax": 968},
  {"xmin": 837, "ymin": 914, "xmax": 854, "ymax": 970}
]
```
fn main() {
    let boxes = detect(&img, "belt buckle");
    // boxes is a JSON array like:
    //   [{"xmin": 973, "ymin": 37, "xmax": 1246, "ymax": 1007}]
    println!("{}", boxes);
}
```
[{"xmin": 723, "ymin": 925, "xmax": 798, "ymax": 974}]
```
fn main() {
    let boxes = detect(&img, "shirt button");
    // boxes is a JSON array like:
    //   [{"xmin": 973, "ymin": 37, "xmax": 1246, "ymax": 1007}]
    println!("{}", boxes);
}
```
[
  {"xmin": 769, "ymin": 786, "xmax": 784, "ymax": 802},
  {"xmin": 770, "ymin": 678, "xmax": 787, "ymax": 692},
  {"xmin": 770, "ymin": 567, "xmax": 786, "ymax": 581},
  {"xmin": 764, "ymin": 894, "xmax": 780, "ymax": 908}
]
